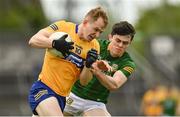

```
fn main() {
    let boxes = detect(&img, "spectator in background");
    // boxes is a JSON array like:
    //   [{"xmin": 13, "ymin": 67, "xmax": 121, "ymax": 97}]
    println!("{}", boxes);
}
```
[
  {"xmin": 176, "ymin": 92, "xmax": 180, "ymax": 116},
  {"xmin": 160, "ymin": 86, "xmax": 179, "ymax": 116},
  {"xmin": 140, "ymin": 85, "xmax": 167, "ymax": 116}
]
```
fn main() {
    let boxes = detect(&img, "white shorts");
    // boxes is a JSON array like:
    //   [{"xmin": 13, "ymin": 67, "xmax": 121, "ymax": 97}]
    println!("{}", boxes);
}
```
[{"xmin": 64, "ymin": 92, "xmax": 108, "ymax": 116}]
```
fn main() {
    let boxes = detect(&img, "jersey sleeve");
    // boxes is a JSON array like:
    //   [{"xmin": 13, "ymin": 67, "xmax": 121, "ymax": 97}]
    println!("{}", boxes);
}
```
[
  {"xmin": 45, "ymin": 20, "xmax": 67, "ymax": 33},
  {"xmin": 98, "ymin": 39, "xmax": 110, "ymax": 52},
  {"xmin": 119, "ymin": 61, "xmax": 136, "ymax": 78}
]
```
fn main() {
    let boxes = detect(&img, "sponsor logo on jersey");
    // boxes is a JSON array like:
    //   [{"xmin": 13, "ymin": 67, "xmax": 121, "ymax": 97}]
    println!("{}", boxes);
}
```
[{"xmin": 66, "ymin": 52, "xmax": 84, "ymax": 68}]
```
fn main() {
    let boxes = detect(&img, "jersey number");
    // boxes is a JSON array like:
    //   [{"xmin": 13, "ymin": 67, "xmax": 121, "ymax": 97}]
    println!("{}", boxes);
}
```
[{"xmin": 75, "ymin": 47, "xmax": 81, "ymax": 54}]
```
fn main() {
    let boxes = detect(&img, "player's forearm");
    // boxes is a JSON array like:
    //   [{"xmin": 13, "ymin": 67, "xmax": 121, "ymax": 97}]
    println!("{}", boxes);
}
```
[
  {"xmin": 79, "ymin": 66, "xmax": 93, "ymax": 86},
  {"xmin": 93, "ymin": 70, "xmax": 119, "ymax": 91},
  {"xmin": 29, "ymin": 29, "xmax": 53, "ymax": 48}
]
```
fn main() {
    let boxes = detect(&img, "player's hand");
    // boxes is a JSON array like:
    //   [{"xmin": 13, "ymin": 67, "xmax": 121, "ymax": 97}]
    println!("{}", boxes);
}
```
[
  {"xmin": 52, "ymin": 34, "xmax": 74, "ymax": 56},
  {"xmin": 95, "ymin": 60, "xmax": 112, "ymax": 71},
  {"xmin": 85, "ymin": 49, "xmax": 98, "ymax": 68}
]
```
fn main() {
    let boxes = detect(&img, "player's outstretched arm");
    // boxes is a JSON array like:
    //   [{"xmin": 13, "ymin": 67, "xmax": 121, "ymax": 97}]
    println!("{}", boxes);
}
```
[
  {"xmin": 29, "ymin": 28, "xmax": 53, "ymax": 48},
  {"xmin": 91, "ymin": 62, "xmax": 127, "ymax": 91}
]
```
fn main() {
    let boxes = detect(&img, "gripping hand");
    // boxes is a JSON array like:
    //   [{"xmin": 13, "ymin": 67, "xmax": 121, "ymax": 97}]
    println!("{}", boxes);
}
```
[
  {"xmin": 85, "ymin": 49, "xmax": 98, "ymax": 68},
  {"xmin": 52, "ymin": 34, "xmax": 74, "ymax": 57}
]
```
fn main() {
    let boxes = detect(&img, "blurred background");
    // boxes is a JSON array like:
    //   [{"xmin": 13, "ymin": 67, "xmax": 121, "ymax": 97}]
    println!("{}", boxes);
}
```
[{"xmin": 0, "ymin": 0, "xmax": 180, "ymax": 116}]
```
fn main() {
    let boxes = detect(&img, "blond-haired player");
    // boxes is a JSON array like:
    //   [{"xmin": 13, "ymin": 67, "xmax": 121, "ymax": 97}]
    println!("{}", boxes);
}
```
[{"xmin": 28, "ymin": 6, "xmax": 108, "ymax": 116}]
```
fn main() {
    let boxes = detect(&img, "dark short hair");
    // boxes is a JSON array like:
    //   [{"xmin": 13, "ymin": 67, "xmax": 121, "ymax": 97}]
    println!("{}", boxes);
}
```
[{"xmin": 111, "ymin": 21, "xmax": 136, "ymax": 41}]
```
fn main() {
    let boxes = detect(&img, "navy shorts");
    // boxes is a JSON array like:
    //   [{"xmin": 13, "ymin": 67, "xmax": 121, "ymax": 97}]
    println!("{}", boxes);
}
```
[{"xmin": 28, "ymin": 80, "xmax": 66, "ymax": 115}]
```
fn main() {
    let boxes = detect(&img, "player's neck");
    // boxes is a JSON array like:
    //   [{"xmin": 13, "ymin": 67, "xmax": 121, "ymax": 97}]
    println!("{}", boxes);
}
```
[{"xmin": 77, "ymin": 24, "xmax": 85, "ymax": 40}]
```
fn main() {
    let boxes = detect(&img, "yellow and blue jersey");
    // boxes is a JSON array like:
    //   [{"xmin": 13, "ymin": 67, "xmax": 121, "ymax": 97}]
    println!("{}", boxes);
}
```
[{"xmin": 38, "ymin": 20, "xmax": 100, "ymax": 96}]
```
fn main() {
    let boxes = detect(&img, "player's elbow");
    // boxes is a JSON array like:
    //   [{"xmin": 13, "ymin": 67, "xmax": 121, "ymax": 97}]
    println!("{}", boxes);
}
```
[
  {"xmin": 28, "ymin": 35, "xmax": 37, "ymax": 47},
  {"xmin": 108, "ymin": 79, "xmax": 127, "ymax": 91},
  {"xmin": 28, "ymin": 39, "xmax": 33, "ymax": 47},
  {"xmin": 79, "ymin": 77, "xmax": 92, "ymax": 86},
  {"xmin": 28, "ymin": 36, "xmax": 35, "ymax": 46},
  {"xmin": 79, "ymin": 71, "xmax": 93, "ymax": 86},
  {"xmin": 79, "ymin": 80, "xmax": 89, "ymax": 86},
  {"xmin": 79, "ymin": 77, "xmax": 89, "ymax": 86},
  {"xmin": 108, "ymin": 84, "xmax": 120, "ymax": 91}
]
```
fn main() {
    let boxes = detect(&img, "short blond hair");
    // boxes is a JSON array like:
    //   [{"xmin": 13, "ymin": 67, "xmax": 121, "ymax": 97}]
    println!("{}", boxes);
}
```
[{"xmin": 85, "ymin": 7, "xmax": 108, "ymax": 28}]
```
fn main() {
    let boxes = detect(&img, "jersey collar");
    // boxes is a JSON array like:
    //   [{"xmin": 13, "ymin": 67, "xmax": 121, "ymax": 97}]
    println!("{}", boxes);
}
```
[{"xmin": 75, "ymin": 24, "xmax": 78, "ymax": 34}]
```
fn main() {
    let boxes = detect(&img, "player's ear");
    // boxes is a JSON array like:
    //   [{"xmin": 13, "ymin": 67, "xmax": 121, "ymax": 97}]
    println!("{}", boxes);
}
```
[{"xmin": 108, "ymin": 34, "xmax": 113, "ymax": 41}]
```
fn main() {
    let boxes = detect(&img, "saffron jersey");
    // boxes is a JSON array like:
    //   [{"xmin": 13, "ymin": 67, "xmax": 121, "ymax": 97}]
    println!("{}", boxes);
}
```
[
  {"xmin": 72, "ymin": 39, "xmax": 135, "ymax": 103},
  {"xmin": 38, "ymin": 20, "xmax": 100, "ymax": 96}
]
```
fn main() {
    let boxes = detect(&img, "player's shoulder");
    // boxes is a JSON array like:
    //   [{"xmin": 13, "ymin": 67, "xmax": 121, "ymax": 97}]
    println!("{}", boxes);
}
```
[
  {"xmin": 47, "ymin": 20, "xmax": 76, "ymax": 32},
  {"xmin": 97, "ymin": 39, "xmax": 110, "ymax": 51},
  {"xmin": 98, "ymin": 39, "xmax": 109, "ymax": 45},
  {"xmin": 91, "ymin": 38, "xmax": 99, "ymax": 44},
  {"xmin": 46, "ymin": 20, "xmax": 66, "ymax": 32},
  {"xmin": 91, "ymin": 39, "xmax": 100, "ymax": 48},
  {"xmin": 55, "ymin": 20, "xmax": 75, "ymax": 27},
  {"xmin": 123, "ymin": 52, "xmax": 133, "ymax": 60},
  {"xmin": 120, "ymin": 52, "xmax": 136, "ymax": 77},
  {"xmin": 124, "ymin": 52, "xmax": 136, "ymax": 68},
  {"xmin": 122, "ymin": 52, "xmax": 136, "ymax": 67}
]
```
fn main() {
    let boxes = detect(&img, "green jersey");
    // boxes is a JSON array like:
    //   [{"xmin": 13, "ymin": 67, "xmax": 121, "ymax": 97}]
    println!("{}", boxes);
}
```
[
  {"xmin": 161, "ymin": 98, "xmax": 177, "ymax": 116},
  {"xmin": 71, "ymin": 39, "xmax": 136, "ymax": 103}
]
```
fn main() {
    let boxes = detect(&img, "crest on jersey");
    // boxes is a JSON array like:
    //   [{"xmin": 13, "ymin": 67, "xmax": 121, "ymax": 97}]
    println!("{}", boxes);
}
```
[
  {"xmin": 66, "ymin": 97, "xmax": 73, "ymax": 105},
  {"xmin": 112, "ymin": 64, "xmax": 118, "ymax": 70}
]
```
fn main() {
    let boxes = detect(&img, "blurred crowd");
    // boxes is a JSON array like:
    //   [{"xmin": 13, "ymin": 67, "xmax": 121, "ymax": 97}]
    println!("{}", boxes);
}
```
[{"xmin": 141, "ymin": 85, "xmax": 180, "ymax": 116}]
